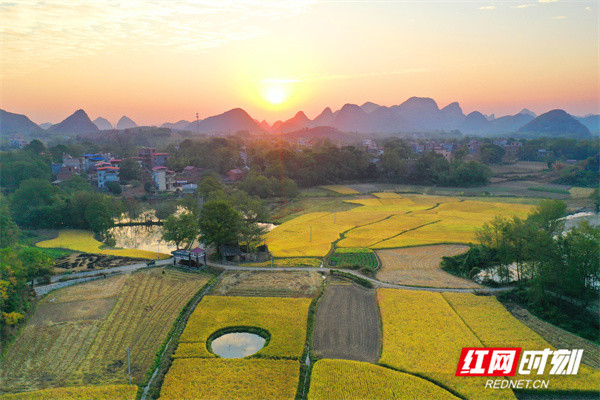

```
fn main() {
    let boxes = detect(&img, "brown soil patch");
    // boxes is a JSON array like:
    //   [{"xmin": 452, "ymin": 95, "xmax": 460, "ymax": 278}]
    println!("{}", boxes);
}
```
[
  {"xmin": 53, "ymin": 253, "xmax": 146, "ymax": 274},
  {"xmin": 312, "ymin": 280, "xmax": 381, "ymax": 362},
  {"xmin": 376, "ymin": 245, "xmax": 480, "ymax": 288},
  {"xmin": 211, "ymin": 271, "xmax": 322, "ymax": 298}
]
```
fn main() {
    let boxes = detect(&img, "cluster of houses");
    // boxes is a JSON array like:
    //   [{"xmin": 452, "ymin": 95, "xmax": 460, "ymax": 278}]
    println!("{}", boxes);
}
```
[
  {"xmin": 52, "ymin": 153, "xmax": 121, "ymax": 189},
  {"xmin": 49, "ymin": 147, "xmax": 208, "ymax": 194}
]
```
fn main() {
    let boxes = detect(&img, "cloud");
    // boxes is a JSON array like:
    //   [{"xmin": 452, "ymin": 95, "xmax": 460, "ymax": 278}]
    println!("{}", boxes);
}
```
[
  {"xmin": 1, "ymin": 0, "xmax": 318, "ymax": 76},
  {"xmin": 586, "ymin": 6, "xmax": 591, "ymax": 11},
  {"xmin": 538, "ymin": 0, "xmax": 558, "ymax": 3},
  {"xmin": 553, "ymin": 15, "xmax": 566, "ymax": 19},
  {"xmin": 512, "ymin": 4, "xmax": 536, "ymax": 8},
  {"xmin": 478, "ymin": 6, "xmax": 496, "ymax": 10}
]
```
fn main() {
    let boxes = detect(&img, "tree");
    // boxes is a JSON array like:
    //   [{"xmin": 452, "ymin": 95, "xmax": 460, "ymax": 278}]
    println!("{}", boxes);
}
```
[
  {"xmin": 19, "ymin": 247, "xmax": 53, "ymax": 285},
  {"xmin": 118, "ymin": 158, "xmax": 142, "ymax": 182},
  {"xmin": 479, "ymin": 144, "xmax": 506, "ymax": 165},
  {"xmin": 230, "ymin": 191, "xmax": 268, "ymax": 252},
  {"xmin": 198, "ymin": 175, "xmax": 223, "ymax": 201},
  {"xmin": 107, "ymin": 181, "xmax": 122, "ymax": 195},
  {"xmin": 0, "ymin": 196, "xmax": 20, "ymax": 248},
  {"xmin": 144, "ymin": 181, "xmax": 154, "ymax": 193},
  {"xmin": 527, "ymin": 199, "xmax": 567, "ymax": 235},
  {"xmin": 162, "ymin": 212, "xmax": 198, "ymax": 249},
  {"xmin": 197, "ymin": 201, "xmax": 240, "ymax": 256}
]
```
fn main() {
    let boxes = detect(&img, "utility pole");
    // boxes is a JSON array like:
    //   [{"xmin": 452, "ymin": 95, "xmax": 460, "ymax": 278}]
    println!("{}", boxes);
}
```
[
  {"xmin": 196, "ymin": 112, "xmax": 200, "ymax": 136},
  {"xmin": 127, "ymin": 347, "xmax": 132, "ymax": 384}
]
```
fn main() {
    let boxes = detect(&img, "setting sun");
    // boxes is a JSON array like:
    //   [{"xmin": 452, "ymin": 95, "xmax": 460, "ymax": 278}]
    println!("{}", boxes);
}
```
[{"xmin": 262, "ymin": 83, "xmax": 290, "ymax": 105}]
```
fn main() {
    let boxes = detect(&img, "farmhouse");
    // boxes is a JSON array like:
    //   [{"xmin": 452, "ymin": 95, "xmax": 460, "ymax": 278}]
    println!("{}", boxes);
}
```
[{"xmin": 171, "ymin": 247, "xmax": 206, "ymax": 267}]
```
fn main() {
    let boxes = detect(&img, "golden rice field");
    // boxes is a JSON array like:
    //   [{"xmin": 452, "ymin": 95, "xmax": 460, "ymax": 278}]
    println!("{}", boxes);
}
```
[
  {"xmin": 376, "ymin": 245, "xmax": 478, "ymax": 288},
  {"xmin": 159, "ymin": 358, "xmax": 299, "ymax": 400},
  {"xmin": 308, "ymin": 359, "xmax": 459, "ymax": 400},
  {"xmin": 266, "ymin": 195, "xmax": 533, "ymax": 258},
  {"xmin": 378, "ymin": 289, "xmax": 600, "ymax": 399},
  {"xmin": 176, "ymin": 296, "xmax": 311, "ymax": 359},
  {"xmin": 442, "ymin": 293, "xmax": 600, "ymax": 393},
  {"xmin": 37, "ymin": 229, "xmax": 170, "ymax": 259},
  {"xmin": 0, "ymin": 269, "xmax": 210, "ymax": 393},
  {"xmin": 0, "ymin": 385, "xmax": 138, "ymax": 400},
  {"xmin": 319, "ymin": 185, "xmax": 360, "ymax": 195}
]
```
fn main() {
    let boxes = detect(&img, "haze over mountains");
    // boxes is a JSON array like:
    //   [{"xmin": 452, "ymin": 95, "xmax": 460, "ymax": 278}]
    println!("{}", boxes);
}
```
[{"xmin": 1, "ymin": 97, "xmax": 597, "ymax": 138}]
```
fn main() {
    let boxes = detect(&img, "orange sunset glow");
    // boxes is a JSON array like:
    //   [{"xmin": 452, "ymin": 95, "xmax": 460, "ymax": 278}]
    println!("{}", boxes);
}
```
[{"xmin": 1, "ymin": 1, "xmax": 598, "ymax": 125}]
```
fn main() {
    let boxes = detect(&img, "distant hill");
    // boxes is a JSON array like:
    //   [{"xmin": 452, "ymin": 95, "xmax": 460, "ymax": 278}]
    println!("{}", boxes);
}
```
[
  {"xmin": 518, "ymin": 109, "xmax": 590, "ymax": 137},
  {"xmin": 39, "ymin": 123, "xmax": 53, "ymax": 130},
  {"xmin": 116, "ymin": 116, "xmax": 138, "ymax": 130},
  {"xmin": 0, "ymin": 109, "xmax": 44, "ymax": 135},
  {"xmin": 519, "ymin": 108, "xmax": 537, "ymax": 118},
  {"xmin": 187, "ymin": 108, "xmax": 264, "ymax": 134},
  {"xmin": 576, "ymin": 115, "xmax": 600, "ymax": 133},
  {"xmin": 489, "ymin": 113, "xmax": 534, "ymax": 134},
  {"xmin": 49, "ymin": 109, "xmax": 99, "ymax": 134},
  {"xmin": 93, "ymin": 117, "xmax": 113, "ymax": 130},
  {"xmin": 161, "ymin": 120, "xmax": 191, "ymax": 131},
  {"xmin": 278, "ymin": 111, "xmax": 311, "ymax": 133},
  {"xmin": 360, "ymin": 102, "xmax": 380, "ymax": 113},
  {"xmin": 312, "ymin": 107, "xmax": 335, "ymax": 127},
  {"xmin": 460, "ymin": 111, "xmax": 490, "ymax": 134}
]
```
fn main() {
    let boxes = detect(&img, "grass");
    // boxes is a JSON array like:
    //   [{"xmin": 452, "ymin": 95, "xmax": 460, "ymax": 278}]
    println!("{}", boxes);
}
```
[
  {"xmin": 0, "ymin": 384, "xmax": 138, "ymax": 400},
  {"xmin": 266, "ymin": 195, "xmax": 533, "ymax": 258},
  {"xmin": 0, "ymin": 269, "xmax": 211, "ymax": 392},
  {"xmin": 308, "ymin": 359, "xmax": 459, "ymax": 400},
  {"xmin": 176, "ymin": 296, "xmax": 311, "ymax": 359},
  {"xmin": 527, "ymin": 186, "xmax": 571, "ymax": 195},
  {"xmin": 36, "ymin": 229, "xmax": 170, "ymax": 260},
  {"xmin": 329, "ymin": 248, "xmax": 378, "ymax": 275},
  {"xmin": 569, "ymin": 187, "xmax": 595, "ymax": 198},
  {"xmin": 159, "ymin": 358, "xmax": 299, "ymax": 400}
]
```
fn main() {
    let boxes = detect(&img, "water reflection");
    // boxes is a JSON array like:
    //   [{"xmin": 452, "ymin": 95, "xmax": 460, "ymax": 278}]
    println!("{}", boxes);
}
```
[
  {"xmin": 108, "ymin": 224, "xmax": 175, "ymax": 254},
  {"xmin": 211, "ymin": 332, "xmax": 266, "ymax": 358}
]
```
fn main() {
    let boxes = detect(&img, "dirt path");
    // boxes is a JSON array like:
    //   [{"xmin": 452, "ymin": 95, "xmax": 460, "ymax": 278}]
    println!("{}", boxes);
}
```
[
  {"xmin": 312, "ymin": 280, "xmax": 381, "ymax": 363},
  {"xmin": 504, "ymin": 302, "xmax": 600, "ymax": 370}
]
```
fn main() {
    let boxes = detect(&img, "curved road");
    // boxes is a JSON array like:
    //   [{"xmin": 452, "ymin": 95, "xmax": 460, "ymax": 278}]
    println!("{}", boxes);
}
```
[{"xmin": 35, "ymin": 257, "xmax": 509, "ymax": 296}]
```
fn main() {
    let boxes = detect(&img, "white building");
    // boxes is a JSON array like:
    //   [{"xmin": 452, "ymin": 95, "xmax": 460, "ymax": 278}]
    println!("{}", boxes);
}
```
[
  {"xmin": 152, "ymin": 166, "xmax": 176, "ymax": 191},
  {"xmin": 97, "ymin": 166, "xmax": 120, "ymax": 188}
]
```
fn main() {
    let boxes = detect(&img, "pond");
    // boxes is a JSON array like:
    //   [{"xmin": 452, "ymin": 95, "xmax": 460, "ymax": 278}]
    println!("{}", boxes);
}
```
[{"xmin": 210, "ymin": 332, "xmax": 267, "ymax": 358}]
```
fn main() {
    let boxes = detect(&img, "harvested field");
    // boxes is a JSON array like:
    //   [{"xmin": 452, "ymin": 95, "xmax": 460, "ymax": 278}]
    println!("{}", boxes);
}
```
[
  {"xmin": 211, "ymin": 271, "xmax": 322, "ymax": 298},
  {"xmin": 74, "ymin": 269, "xmax": 211, "ymax": 385},
  {"xmin": 0, "ymin": 384, "xmax": 138, "ymax": 400},
  {"xmin": 312, "ymin": 280, "xmax": 380, "ymax": 362},
  {"xmin": 0, "ymin": 268, "xmax": 210, "ymax": 393},
  {"xmin": 0, "ymin": 275, "xmax": 127, "ymax": 393},
  {"xmin": 376, "ymin": 245, "xmax": 480, "ymax": 288},
  {"xmin": 52, "ymin": 252, "xmax": 147, "ymax": 274}
]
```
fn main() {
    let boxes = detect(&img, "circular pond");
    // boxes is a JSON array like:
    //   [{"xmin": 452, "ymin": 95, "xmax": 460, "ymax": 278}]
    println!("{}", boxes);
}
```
[{"xmin": 210, "ymin": 332, "xmax": 267, "ymax": 358}]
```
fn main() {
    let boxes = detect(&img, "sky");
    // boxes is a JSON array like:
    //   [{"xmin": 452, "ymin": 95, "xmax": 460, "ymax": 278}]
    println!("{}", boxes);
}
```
[{"xmin": 1, "ymin": 0, "xmax": 598, "ymax": 125}]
